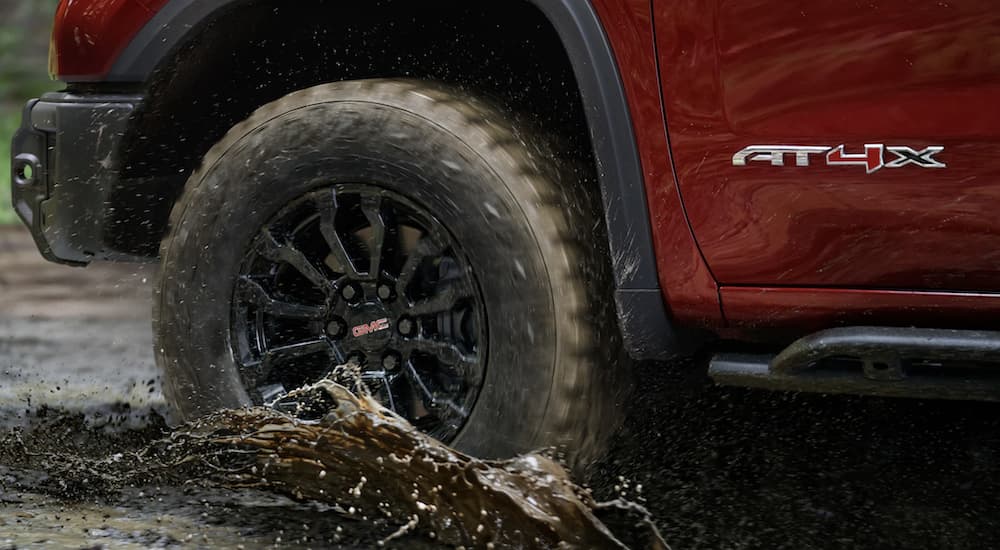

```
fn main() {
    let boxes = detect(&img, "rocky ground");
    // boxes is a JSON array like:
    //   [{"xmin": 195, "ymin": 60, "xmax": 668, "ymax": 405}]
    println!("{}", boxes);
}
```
[{"xmin": 1, "ymin": 224, "xmax": 999, "ymax": 549}]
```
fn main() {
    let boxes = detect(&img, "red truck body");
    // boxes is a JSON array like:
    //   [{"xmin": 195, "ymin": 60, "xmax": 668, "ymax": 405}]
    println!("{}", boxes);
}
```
[
  {"xmin": 49, "ymin": 0, "xmax": 169, "ymax": 81},
  {"xmin": 32, "ymin": 0, "xmax": 1000, "ymax": 349},
  {"xmin": 15, "ymin": 0, "xmax": 1000, "ymax": 455},
  {"xmin": 590, "ymin": 0, "xmax": 1000, "ymax": 335}
]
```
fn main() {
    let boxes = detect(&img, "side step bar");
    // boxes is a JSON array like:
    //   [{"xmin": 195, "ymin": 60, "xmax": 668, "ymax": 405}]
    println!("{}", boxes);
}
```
[{"xmin": 709, "ymin": 327, "xmax": 1000, "ymax": 402}]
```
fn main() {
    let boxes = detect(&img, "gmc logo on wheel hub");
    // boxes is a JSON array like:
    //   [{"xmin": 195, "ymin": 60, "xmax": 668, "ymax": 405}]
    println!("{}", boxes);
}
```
[
  {"xmin": 733, "ymin": 144, "xmax": 946, "ymax": 174},
  {"xmin": 353, "ymin": 318, "xmax": 390, "ymax": 338}
]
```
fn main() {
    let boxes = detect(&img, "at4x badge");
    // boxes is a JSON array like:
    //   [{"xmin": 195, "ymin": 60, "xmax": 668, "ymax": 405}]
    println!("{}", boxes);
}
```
[{"xmin": 732, "ymin": 144, "xmax": 946, "ymax": 174}]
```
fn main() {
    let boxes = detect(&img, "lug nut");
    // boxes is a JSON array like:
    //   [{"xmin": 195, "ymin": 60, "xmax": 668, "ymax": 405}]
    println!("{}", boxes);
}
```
[
  {"xmin": 382, "ymin": 353, "xmax": 400, "ymax": 371},
  {"xmin": 397, "ymin": 317, "xmax": 415, "ymax": 336},
  {"xmin": 377, "ymin": 284, "xmax": 393, "ymax": 300},
  {"xmin": 326, "ymin": 319, "xmax": 344, "ymax": 338},
  {"xmin": 341, "ymin": 284, "xmax": 358, "ymax": 301}
]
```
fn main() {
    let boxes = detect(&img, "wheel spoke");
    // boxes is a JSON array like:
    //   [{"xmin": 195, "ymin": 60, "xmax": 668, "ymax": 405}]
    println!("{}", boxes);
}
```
[
  {"xmin": 403, "ymin": 338, "xmax": 477, "ymax": 371},
  {"xmin": 396, "ymin": 236, "xmax": 447, "ymax": 293},
  {"xmin": 238, "ymin": 278, "xmax": 326, "ymax": 320},
  {"xmin": 361, "ymin": 371, "xmax": 400, "ymax": 413},
  {"xmin": 257, "ymin": 229, "xmax": 334, "ymax": 296},
  {"xmin": 315, "ymin": 190, "xmax": 362, "ymax": 279},
  {"xmin": 403, "ymin": 360, "xmax": 469, "ymax": 419},
  {"xmin": 328, "ymin": 342, "xmax": 347, "ymax": 365},
  {"xmin": 249, "ymin": 338, "xmax": 332, "ymax": 383},
  {"xmin": 388, "ymin": 372, "xmax": 416, "ymax": 419},
  {"xmin": 360, "ymin": 194, "xmax": 387, "ymax": 280},
  {"xmin": 408, "ymin": 278, "xmax": 475, "ymax": 317}
]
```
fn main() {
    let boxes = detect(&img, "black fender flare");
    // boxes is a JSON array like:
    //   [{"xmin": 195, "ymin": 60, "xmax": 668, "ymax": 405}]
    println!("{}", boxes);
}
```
[{"xmin": 109, "ymin": 0, "xmax": 681, "ymax": 359}]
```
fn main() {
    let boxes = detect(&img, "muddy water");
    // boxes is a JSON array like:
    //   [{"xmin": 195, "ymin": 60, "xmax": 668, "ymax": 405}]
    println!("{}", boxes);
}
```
[
  {"xmin": 4, "ymin": 224, "xmax": 1000, "ymax": 549},
  {"xmin": 0, "ymin": 409, "xmax": 448, "ymax": 548},
  {"xmin": 0, "ymin": 227, "xmax": 662, "ymax": 549},
  {"xmin": 2, "ymin": 478, "xmax": 392, "ymax": 548},
  {"xmin": 0, "ymin": 380, "xmax": 661, "ymax": 548},
  {"xmin": 0, "ymin": 228, "xmax": 448, "ymax": 548}
]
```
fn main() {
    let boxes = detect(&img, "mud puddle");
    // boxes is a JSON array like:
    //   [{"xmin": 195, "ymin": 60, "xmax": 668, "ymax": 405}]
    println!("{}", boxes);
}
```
[
  {"xmin": 0, "ymin": 407, "xmax": 415, "ymax": 548},
  {"xmin": 1, "ymin": 228, "xmax": 664, "ymax": 548},
  {"xmin": 0, "ymin": 381, "xmax": 664, "ymax": 549},
  {"xmin": 1, "ymin": 481, "xmax": 370, "ymax": 548}
]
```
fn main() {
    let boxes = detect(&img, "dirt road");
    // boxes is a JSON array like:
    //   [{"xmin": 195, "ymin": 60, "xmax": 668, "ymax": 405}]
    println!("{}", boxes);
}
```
[
  {"xmin": 2, "ymin": 224, "xmax": 1000, "ymax": 549},
  {"xmin": 0, "ymin": 227, "xmax": 160, "ymax": 426}
]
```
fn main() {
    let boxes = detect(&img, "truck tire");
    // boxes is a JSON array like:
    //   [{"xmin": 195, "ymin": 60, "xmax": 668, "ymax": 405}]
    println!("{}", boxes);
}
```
[{"xmin": 154, "ymin": 79, "xmax": 624, "ymax": 467}]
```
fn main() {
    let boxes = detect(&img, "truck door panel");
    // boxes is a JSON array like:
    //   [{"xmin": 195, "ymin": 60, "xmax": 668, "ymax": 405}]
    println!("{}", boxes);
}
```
[{"xmin": 653, "ymin": 1, "xmax": 1000, "ymax": 291}]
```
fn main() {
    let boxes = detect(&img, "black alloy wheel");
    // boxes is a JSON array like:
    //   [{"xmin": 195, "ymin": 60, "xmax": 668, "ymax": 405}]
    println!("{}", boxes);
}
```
[{"xmin": 232, "ymin": 185, "xmax": 486, "ymax": 442}]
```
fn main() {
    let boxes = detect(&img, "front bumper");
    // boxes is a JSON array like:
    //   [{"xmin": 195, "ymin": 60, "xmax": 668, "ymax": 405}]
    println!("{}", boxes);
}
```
[{"xmin": 11, "ymin": 92, "xmax": 142, "ymax": 265}]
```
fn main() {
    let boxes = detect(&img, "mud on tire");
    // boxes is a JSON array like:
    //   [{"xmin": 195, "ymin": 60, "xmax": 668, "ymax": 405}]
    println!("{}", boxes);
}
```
[{"xmin": 154, "ymin": 79, "xmax": 626, "ymax": 467}]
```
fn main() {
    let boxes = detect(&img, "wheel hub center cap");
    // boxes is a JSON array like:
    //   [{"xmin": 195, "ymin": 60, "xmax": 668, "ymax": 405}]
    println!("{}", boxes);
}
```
[{"xmin": 348, "ymin": 302, "xmax": 393, "ymax": 351}]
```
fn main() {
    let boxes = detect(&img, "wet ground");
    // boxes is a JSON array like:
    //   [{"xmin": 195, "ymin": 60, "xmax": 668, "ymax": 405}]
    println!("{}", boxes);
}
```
[
  {"xmin": 591, "ymin": 365, "xmax": 1000, "ymax": 549},
  {"xmin": 0, "ymin": 227, "xmax": 438, "ymax": 548},
  {"xmin": 2, "ymin": 224, "xmax": 999, "ymax": 548}
]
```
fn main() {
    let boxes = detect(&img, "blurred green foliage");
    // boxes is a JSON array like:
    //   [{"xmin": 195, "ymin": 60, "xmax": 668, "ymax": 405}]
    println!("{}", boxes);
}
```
[
  {"xmin": 0, "ymin": 112, "xmax": 21, "ymax": 224},
  {"xmin": 1, "ymin": 0, "xmax": 61, "ymax": 225}
]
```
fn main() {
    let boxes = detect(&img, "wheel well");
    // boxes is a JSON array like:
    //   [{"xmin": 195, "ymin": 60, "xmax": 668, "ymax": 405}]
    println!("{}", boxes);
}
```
[{"xmin": 111, "ymin": 0, "xmax": 595, "ymax": 255}]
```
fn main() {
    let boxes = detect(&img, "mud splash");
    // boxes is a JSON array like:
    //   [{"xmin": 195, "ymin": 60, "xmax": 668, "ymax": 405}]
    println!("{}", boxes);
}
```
[{"xmin": 3, "ymin": 381, "xmax": 666, "ymax": 549}]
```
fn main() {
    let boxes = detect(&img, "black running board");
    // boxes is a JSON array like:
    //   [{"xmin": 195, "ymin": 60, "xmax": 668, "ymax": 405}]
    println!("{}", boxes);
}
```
[{"xmin": 709, "ymin": 327, "xmax": 1000, "ymax": 402}]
